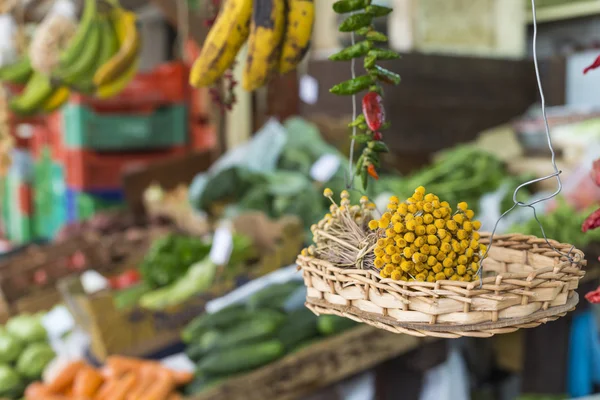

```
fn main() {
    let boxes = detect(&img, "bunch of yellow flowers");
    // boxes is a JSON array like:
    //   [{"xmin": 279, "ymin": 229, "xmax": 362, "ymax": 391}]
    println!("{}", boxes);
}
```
[{"xmin": 368, "ymin": 186, "xmax": 485, "ymax": 282}]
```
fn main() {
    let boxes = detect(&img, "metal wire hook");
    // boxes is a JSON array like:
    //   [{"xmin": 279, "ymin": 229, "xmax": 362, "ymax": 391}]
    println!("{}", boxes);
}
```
[{"xmin": 477, "ymin": 0, "xmax": 577, "ymax": 287}]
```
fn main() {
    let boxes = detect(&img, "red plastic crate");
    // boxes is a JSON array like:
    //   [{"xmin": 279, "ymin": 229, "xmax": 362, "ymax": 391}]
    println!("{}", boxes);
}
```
[
  {"xmin": 29, "ymin": 112, "xmax": 64, "ymax": 161},
  {"xmin": 189, "ymin": 118, "xmax": 216, "ymax": 152},
  {"xmin": 64, "ymin": 146, "xmax": 188, "ymax": 190},
  {"xmin": 69, "ymin": 62, "xmax": 190, "ymax": 113}
]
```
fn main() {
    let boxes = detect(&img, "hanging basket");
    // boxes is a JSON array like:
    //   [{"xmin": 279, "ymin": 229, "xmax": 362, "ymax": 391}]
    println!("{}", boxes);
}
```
[{"xmin": 298, "ymin": 233, "xmax": 586, "ymax": 338}]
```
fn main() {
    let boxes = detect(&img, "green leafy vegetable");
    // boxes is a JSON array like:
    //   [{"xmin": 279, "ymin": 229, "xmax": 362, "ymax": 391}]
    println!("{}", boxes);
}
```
[{"xmin": 139, "ymin": 234, "xmax": 211, "ymax": 288}]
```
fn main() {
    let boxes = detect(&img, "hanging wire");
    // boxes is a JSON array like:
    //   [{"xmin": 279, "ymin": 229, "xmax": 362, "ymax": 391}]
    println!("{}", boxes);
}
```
[
  {"xmin": 476, "ymin": 0, "xmax": 578, "ymax": 287},
  {"xmin": 345, "ymin": 13, "xmax": 358, "ymax": 190}
]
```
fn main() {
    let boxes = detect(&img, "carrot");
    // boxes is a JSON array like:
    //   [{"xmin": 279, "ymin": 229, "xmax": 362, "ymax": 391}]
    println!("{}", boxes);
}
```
[
  {"xmin": 169, "ymin": 370, "xmax": 194, "ymax": 386},
  {"xmin": 73, "ymin": 366, "xmax": 104, "ymax": 397},
  {"xmin": 103, "ymin": 372, "xmax": 137, "ymax": 400},
  {"xmin": 25, "ymin": 382, "xmax": 55, "ymax": 398},
  {"xmin": 106, "ymin": 356, "xmax": 158, "ymax": 372},
  {"xmin": 47, "ymin": 360, "xmax": 87, "ymax": 393},
  {"xmin": 126, "ymin": 364, "xmax": 155, "ymax": 400},
  {"xmin": 137, "ymin": 366, "xmax": 175, "ymax": 400},
  {"xmin": 93, "ymin": 380, "xmax": 118, "ymax": 400},
  {"xmin": 168, "ymin": 393, "xmax": 182, "ymax": 400}
]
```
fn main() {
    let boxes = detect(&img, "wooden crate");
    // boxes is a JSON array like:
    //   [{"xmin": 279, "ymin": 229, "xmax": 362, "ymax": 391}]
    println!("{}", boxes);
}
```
[
  {"xmin": 0, "ymin": 224, "xmax": 170, "ymax": 323},
  {"xmin": 58, "ymin": 213, "xmax": 305, "ymax": 362},
  {"xmin": 189, "ymin": 325, "xmax": 434, "ymax": 400}
]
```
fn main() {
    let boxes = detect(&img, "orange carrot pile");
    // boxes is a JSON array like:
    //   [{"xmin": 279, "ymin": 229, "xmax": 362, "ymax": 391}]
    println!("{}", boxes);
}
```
[{"xmin": 24, "ymin": 356, "xmax": 194, "ymax": 400}]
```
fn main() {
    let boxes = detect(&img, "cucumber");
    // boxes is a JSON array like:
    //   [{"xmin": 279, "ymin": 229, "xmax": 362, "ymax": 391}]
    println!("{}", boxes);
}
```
[
  {"xmin": 317, "ymin": 315, "xmax": 359, "ymax": 336},
  {"xmin": 182, "ymin": 304, "xmax": 249, "ymax": 343},
  {"xmin": 186, "ymin": 309, "xmax": 286, "ymax": 360},
  {"xmin": 247, "ymin": 282, "xmax": 303, "ymax": 311},
  {"xmin": 216, "ymin": 313, "xmax": 284, "ymax": 349},
  {"xmin": 186, "ymin": 330, "xmax": 220, "ymax": 362},
  {"xmin": 197, "ymin": 340, "xmax": 285, "ymax": 375},
  {"xmin": 277, "ymin": 308, "xmax": 319, "ymax": 350}
]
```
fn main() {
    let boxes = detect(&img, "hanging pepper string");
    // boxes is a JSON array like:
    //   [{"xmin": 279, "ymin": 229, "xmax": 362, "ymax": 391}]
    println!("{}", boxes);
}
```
[
  {"xmin": 330, "ymin": 1, "xmax": 399, "ymax": 191},
  {"xmin": 346, "ymin": 18, "xmax": 358, "ymax": 190}
]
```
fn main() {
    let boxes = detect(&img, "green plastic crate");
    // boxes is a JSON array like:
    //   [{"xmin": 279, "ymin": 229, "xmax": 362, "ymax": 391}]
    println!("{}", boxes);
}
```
[
  {"xmin": 33, "ymin": 149, "xmax": 67, "ymax": 239},
  {"xmin": 63, "ymin": 103, "xmax": 189, "ymax": 150}
]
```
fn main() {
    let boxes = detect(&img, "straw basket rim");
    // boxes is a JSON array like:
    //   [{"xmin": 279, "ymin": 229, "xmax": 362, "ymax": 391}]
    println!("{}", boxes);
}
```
[{"xmin": 298, "ymin": 233, "xmax": 587, "ymax": 338}]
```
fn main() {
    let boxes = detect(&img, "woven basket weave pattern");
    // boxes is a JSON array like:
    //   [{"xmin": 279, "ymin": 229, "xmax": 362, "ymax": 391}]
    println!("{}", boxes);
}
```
[{"xmin": 299, "ymin": 233, "xmax": 586, "ymax": 338}]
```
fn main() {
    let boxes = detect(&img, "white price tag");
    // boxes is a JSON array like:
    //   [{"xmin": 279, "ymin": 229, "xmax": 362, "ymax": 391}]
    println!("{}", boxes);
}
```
[
  {"xmin": 16, "ymin": 124, "xmax": 33, "ymax": 139},
  {"xmin": 299, "ymin": 75, "xmax": 318, "ymax": 105},
  {"xmin": 310, "ymin": 153, "xmax": 341, "ymax": 183},
  {"xmin": 209, "ymin": 222, "xmax": 234, "ymax": 265}
]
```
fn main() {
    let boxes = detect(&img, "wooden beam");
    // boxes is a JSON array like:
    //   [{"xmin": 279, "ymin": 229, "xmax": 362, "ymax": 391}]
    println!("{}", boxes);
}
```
[{"xmin": 149, "ymin": 0, "xmax": 209, "ymax": 45}]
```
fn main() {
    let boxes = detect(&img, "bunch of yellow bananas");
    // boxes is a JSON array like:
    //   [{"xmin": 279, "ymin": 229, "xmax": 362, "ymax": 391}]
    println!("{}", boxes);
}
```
[
  {"xmin": 3, "ymin": 0, "xmax": 141, "ymax": 116},
  {"xmin": 189, "ymin": 0, "xmax": 315, "ymax": 92}
]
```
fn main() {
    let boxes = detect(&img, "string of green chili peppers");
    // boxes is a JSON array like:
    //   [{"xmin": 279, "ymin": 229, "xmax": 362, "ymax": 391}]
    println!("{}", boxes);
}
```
[{"xmin": 329, "ymin": 0, "xmax": 401, "ymax": 189}]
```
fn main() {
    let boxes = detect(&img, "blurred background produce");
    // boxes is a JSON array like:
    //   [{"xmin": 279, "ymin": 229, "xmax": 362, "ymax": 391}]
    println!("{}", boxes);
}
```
[{"xmin": 0, "ymin": 0, "xmax": 598, "ymax": 399}]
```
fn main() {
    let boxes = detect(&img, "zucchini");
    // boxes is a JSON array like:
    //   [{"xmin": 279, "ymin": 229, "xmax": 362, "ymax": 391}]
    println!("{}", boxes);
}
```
[
  {"xmin": 247, "ymin": 282, "xmax": 303, "ymax": 311},
  {"xmin": 277, "ymin": 308, "xmax": 319, "ymax": 350},
  {"xmin": 197, "ymin": 340, "xmax": 285, "ymax": 375},
  {"xmin": 186, "ymin": 309, "xmax": 286, "ymax": 360},
  {"xmin": 182, "ymin": 304, "xmax": 249, "ymax": 343},
  {"xmin": 317, "ymin": 315, "xmax": 359, "ymax": 336}
]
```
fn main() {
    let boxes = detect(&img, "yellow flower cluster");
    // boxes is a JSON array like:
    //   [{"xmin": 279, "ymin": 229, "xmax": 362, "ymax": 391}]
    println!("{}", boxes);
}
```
[{"xmin": 369, "ymin": 186, "xmax": 485, "ymax": 282}]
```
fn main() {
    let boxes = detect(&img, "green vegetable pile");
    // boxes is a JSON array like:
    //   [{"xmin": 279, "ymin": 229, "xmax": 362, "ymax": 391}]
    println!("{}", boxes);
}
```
[
  {"xmin": 115, "ymin": 233, "xmax": 257, "ymax": 311},
  {"xmin": 189, "ymin": 118, "xmax": 349, "ymax": 239},
  {"xmin": 181, "ymin": 281, "xmax": 359, "ymax": 395},
  {"xmin": 140, "ymin": 233, "xmax": 212, "ymax": 288},
  {"xmin": 0, "ymin": 313, "xmax": 55, "ymax": 399},
  {"xmin": 377, "ymin": 145, "xmax": 534, "ymax": 215},
  {"xmin": 509, "ymin": 200, "xmax": 600, "ymax": 248}
]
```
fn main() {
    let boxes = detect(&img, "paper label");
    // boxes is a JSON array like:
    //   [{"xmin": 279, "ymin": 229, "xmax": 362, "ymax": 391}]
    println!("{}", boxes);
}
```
[
  {"xmin": 310, "ymin": 153, "xmax": 341, "ymax": 183},
  {"xmin": 16, "ymin": 124, "xmax": 33, "ymax": 139},
  {"xmin": 209, "ymin": 222, "xmax": 234, "ymax": 265},
  {"xmin": 300, "ymin": 75, "xmax": 318, "ymax": 105}
]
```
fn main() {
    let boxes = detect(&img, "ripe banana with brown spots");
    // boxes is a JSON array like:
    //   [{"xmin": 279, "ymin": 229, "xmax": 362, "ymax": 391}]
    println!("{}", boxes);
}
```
[
  {"xmin": 189, "ymin": 0, "xmax": 253, "ymax": 88},
  {"xmin": 278, "ymin": 0, "xmax": 314, "ymax": 75},
  {"xmin": 242, "ymin": 0, "xmax": 286, "ymax": 91}
]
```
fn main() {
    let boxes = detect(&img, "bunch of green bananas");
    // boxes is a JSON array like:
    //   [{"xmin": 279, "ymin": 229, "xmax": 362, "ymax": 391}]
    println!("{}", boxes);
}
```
[
  {"xmin": 189, "ymin": 0, "xmax": 315, "ymax": 92},
  {"xmin": 1, "ymin": 0, "xmax": 141, "ymax": 116}
]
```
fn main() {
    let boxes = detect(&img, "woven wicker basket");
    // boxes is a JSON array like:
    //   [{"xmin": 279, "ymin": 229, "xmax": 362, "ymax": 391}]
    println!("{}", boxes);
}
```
[{"xmin": 298, "ymin": 233, "xmax": 586, "ymax": 338}]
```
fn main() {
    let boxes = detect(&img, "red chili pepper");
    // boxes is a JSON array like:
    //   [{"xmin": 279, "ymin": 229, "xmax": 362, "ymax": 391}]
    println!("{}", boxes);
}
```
[
  {"xmin": 373, "ymin": 131, "xmax": 383, "ymax": 141},
  {"xmin": 582, "ymin": 207, "xmax": 600, "ymax": 232},
  {"xmin": 585, "ymin": 284, "xmax": 600, "ymax": 303},
  {"xmin": 367, "ymin": 164, "xmax": 379, "ymax": 180},
  {"xmin": 362, "ymin": 91, "xmax": 385, "ymax": 131},
  {"xmin": 109, "ymin": 269, "xmax": 142, "ymax": 290},
  {"xmin": 584, "ymin": 55, "xmax": 600, "ymax": 74}
]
